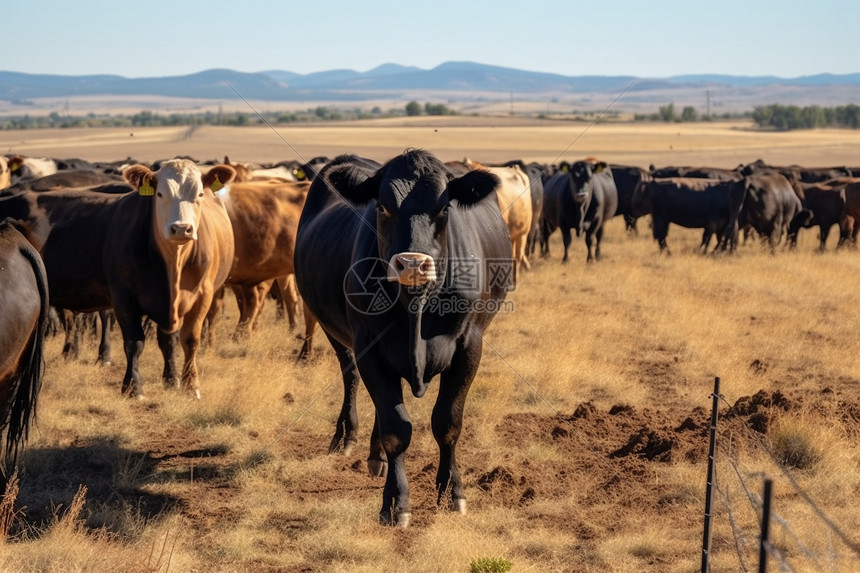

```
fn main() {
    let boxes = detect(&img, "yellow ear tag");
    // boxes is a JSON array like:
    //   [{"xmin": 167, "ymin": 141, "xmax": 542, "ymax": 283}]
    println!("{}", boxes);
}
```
[
  {"xmin": 139, "ymin": 183, "xmax": 155, "ymax": 196},
  {"xmin": 561, "ymin": 164, "xmax": 569, "ymax": 173},
  {"xmin": 595, "ymin": 164, "xmax": 605, "ymax": 174},
  {"xmin": 295, "ymin": 168, "xmax": 306, "ymax": 180},
  {"xmin": 210, "ymin": 176, "xmax": 223, "ymax": 192},
  {"xmin": 9, "ymin": 161, "xmax": 20, "ymax": 172}
]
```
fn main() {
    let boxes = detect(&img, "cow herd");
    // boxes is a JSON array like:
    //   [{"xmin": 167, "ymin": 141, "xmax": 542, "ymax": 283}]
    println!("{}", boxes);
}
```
[{"xmin": 0, "ymin": 149, "xmax": 858, "ymax": 526}]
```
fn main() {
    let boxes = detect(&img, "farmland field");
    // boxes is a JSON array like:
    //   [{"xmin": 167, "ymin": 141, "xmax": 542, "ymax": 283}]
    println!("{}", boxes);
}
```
[{"xmin": 2, "ymin": 119, "xmax": 860, "ymax": 572}]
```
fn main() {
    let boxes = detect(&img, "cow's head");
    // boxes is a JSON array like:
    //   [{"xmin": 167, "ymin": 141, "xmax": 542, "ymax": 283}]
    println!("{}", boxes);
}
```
[
  {"xmin": 124, "ymin": 159, "xmax": 236, "ymax": 244},
  {"xmin": 329, "ymin": 150, "xmax": 499, "ymax": 289},
  {"xmin": 566, "ymin": 159, "xmax": 607, "ymax": 200}
]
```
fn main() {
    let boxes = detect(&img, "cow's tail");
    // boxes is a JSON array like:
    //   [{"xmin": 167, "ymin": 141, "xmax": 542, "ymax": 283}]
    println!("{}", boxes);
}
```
[{"xmin": 2, "ymin": 245, "xmax": 49, "ymax": 480}]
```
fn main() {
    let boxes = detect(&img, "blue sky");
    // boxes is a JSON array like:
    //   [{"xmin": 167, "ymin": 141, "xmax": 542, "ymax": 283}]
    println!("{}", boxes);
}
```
[{"xmin": 9, "ymin": 0, "xmax": 857, "ymax": 78}]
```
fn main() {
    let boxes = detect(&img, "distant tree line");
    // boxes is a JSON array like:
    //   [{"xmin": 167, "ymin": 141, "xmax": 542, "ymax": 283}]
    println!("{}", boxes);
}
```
[
  {"xmin": 751, "ymin": 103, "xmax": 860, "ymax": 130},
  {"xmin": 0, "ymin": 106, "xmax": 407, "ymax": 130},
  {"xmin": 404, "ymin": 101, "xmax": 458, "ymax": 116},
  {"xmin": 632, "ymin": 103, "xmax": 751, "ymax": 123}
]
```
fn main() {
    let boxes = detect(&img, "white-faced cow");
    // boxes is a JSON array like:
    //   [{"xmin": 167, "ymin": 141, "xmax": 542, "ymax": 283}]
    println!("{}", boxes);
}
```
[
  {"xmin": 7, "ymin": 155, "xmax": 58, "ymax": 186},
  {"xmin": 0, "ymin": 160, "xmax": 235, "ymax": 398},
  {"xmin": 295, "ymin": 150, "xmax": 513, "ymax": 527}
]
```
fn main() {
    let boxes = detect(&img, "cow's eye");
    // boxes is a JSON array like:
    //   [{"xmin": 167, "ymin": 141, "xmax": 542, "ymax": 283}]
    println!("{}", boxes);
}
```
[
  {"xmin": 437, "ymin": 206, "xmax": 449, "ymax": 218},
  {"xmin": 377, "ymin": 204, "xmax": 390, "ymax": 217},
  {"xmin": 156, "ymin": 191, "xmax": 163, "ymax": 198}
]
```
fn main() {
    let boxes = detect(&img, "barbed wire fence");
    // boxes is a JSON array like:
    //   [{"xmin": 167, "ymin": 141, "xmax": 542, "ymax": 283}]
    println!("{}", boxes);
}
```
[{"xmin": 701, "ymin": 377, "xmax": 860, "ymax": 573}]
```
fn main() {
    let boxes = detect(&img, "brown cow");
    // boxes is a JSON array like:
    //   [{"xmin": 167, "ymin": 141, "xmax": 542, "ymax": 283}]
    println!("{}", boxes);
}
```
[
  {"xmin": 0, "ymin": 218, "xmax": 48, "ymax": 487},
  {"xmin": 837, "ymin": 180, "xmax": 860, "ymax": 246},
  {"xmin": 464, "ymin": 159, "xmax": 532, "ymax": 278},
  {"xmin": 205, "ymin": 177, "xmax": 309, "ymax": 343}
]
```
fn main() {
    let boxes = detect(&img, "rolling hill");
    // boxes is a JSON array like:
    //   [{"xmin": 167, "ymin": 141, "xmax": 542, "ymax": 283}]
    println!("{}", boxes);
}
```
[{"xmin": 2, "ymin": 62, "xmax": 859, "ymax": 104}]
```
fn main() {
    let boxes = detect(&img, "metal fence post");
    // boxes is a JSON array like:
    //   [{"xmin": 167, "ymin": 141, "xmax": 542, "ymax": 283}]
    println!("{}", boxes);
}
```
[
  {"xmin": 702, "ymin": 376, "xmax": 721, "ymax": 573},
  {"xmin": 759, "ymin": 478, "xmax": 773, "ymax": 573}
]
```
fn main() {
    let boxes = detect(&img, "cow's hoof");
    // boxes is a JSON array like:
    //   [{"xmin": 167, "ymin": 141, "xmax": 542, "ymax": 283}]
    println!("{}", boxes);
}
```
[
  {"xmin": 395, "ymin": 512, "xmax": 411, "ymax": 528},
  {"xmin": 450, "ymin": 498, "xmax": 467, "ymax": 515},
  {"xmin": 163, "ymin": 379, "xmax": 179, "ymax": 390},
  {"xmin": 193, "ymin": 389, "xmax": 201, "ymax": 400},
  {"xmin": 367, "ymin": 459, "xmax": 388, "ymax": 478},
  {"xmin": 327, "ymin": 436, "xmax": 356, "ymax": 456},
  {"xmin": 380, "ymin": 510, "xmax": 411, "ymax": 528}
]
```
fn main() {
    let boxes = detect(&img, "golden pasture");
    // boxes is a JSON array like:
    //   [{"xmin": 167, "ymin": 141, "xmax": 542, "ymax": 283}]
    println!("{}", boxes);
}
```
[
  {"xmin": 2, "ymin": 117, "xmax": 860, "ymax": 169},
  {"xmin": 1, "ymin": 120, "xmax": 860, "ymax": 572}
]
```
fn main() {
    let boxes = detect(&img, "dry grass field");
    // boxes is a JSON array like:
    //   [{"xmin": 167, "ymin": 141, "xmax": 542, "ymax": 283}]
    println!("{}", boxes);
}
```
[{"xmin": 1, "ymin": 120, "xmax": 860, "ymax": 572}]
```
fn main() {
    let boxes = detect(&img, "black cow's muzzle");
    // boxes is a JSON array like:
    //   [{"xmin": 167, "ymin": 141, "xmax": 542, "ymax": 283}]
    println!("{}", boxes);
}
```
[{"xmin": 387, "ymin": 252, "xmax": 437, "ymax": 286}]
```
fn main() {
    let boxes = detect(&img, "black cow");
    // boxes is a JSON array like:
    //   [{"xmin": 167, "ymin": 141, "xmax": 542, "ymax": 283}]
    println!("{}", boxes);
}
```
[
  {"xmin": 788, "ymin": 181, "xmax": 848, "ymax": 251},
  {"xmin": 541, "ymin": 160, "xmax": 618, "ymax": 262},
  {"xmin": 294, "ymin": 150, "xmax": 513, "ymax": 527},
  {"xmin": 650, "ymin": 165, "xmax": 743, "ymax": 181},
  {"xmin": 742, "ymin": 173, "xmax": 803, "ymax": 251},
  {"xmin": 610, "ymin": 164, "xmax": 651, "ymax": 234},
  {"xmin": 637, "ymin": 178, "xmax": 747, "ymax": 254},
  {"xmin": 292, "ymin": 156, "xmax": 331, "ymax": 181},
  {"xmin": 0, "ymin": 170, "xmax": 124, "ymax": 198},
  {"xmin": 0, "ymin": 219, "xmax": 48, "ymax": 488}
]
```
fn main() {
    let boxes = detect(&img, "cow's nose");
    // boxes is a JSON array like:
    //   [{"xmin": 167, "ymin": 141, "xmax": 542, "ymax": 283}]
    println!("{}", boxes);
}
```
[
  {"xmin": 387, "ymin": 252, "xmax": 437, "ymax": 286},
  {"xmin": 170, "ymin": 223, "xmax": 194, "ymax": 239}
]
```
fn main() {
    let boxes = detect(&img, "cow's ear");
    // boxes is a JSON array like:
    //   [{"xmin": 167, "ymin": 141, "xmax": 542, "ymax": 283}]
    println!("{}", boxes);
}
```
[
  {"xmin": 327, "ymin": 164, "xmax": 381, "ymax": 204},
  {"xmin": 203, "ymin": 165, "xmax": 237, "ymax": 192},
  {"xmin": 8, "ymin": 156, "xmax": 24, "ymax": 173},
  {"xmin": 448, "ymin": 170, "xmax": 500, "ymax": 206},
  {"xmin": 123, "ymin": 164, "xmax": 155, "ymax": 191},
  {"xmin": 594, "ymin": 161, "xmax": 607, "ymax": 174}
]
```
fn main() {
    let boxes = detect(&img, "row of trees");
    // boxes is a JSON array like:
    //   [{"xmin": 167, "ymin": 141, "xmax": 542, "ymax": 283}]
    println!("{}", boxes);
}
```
[
  {"xmin": 404, "ymin": 101, "xmax": 458, "ymax": 116},
  {"xmin": 632, "ymin": 103, "xmax": 743, "ymax": 123},
  {"xmin": 751, "ymin": 104, "xmax": 860, "ymax": 130},
  {"xmin": 0, "ymin": 106, "xmax": 404, "ymax": 130}
]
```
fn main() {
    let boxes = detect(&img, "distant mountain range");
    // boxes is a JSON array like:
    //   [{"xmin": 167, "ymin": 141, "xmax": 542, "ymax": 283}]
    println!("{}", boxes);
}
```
[{"xmin": 2, "ymin": 61, "xmax": 859, "ymax": 103}]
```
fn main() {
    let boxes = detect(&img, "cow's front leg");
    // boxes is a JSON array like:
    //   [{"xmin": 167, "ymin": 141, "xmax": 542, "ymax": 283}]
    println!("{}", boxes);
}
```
[
  {"xmin": 114, "ymin": 308, "xmax": 145, "ymax": 398},
  {"xmin": 584, "ymin": 229, "xmax": 595, "ymax": 263},
  {"xmin": 433, "ymin": 331, "xmax": 481, "ymax": 515},
  {"xmin": 203, "ymin": 286, "xmax": 226, "ymax": 349},
  {"xmin": 359, "ymin": 354, "xmax": 412, "ymax": 527},
  {"xmin": 157, "ymin": 328, "xmax": 179, "ymax": 388},
  {"xmin": 325, "ymin": 333, "xmax": 360, "ymax": 456},
  {"xmin": 179, "ymin": 295, "xmax": 211, "ymax": 399},
  {"xmin": 96, "ymin": 310, "xmax": 113, "ymax": 365},
  {"xmin": 594, "ymin": 227, "xmax": 604, "ymax": 261},
  {"xmin": 560, "ymin": 227, "xmax": 572, "ymax": 263}
]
